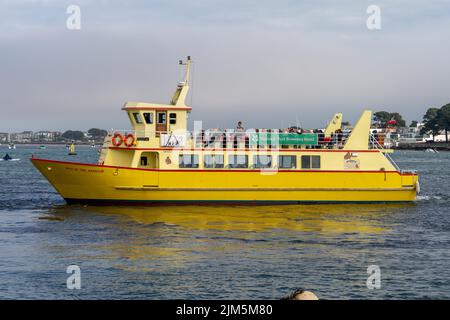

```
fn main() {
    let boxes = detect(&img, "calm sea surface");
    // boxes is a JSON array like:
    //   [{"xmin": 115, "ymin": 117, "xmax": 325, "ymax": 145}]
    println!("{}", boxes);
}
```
[{"xmin": 0, "ymin": 145, "xmax": 449, "ymax": 299}]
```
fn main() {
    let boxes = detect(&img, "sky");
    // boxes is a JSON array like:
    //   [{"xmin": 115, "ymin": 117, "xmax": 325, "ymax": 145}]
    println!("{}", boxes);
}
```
[{"xmin": 1, "ymin": 0, "xmax": 450, "ymax": 132}]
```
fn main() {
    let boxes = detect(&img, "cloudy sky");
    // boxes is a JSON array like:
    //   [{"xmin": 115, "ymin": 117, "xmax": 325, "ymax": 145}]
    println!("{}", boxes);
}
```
[{"xmin": 1, "ymin": 0, "xmax": 450, "ymax": 132}]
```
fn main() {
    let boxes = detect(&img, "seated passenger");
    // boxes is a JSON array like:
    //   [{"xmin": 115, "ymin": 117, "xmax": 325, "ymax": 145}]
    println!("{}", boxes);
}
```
[{"xmin": 236, "ymin": 121, "xmax": 244, "ymax": 132}]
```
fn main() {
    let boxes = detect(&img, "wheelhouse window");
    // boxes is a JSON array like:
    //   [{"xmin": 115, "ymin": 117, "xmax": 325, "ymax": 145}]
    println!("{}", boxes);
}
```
[
  {"xmin": 179, "ymin": 154, "xmax": 199, "ymax": 168},
  {"xmin": 143, "ymin": 112, "xmax": 153, "ymax": 124},
  {"xmin": 169, "ymin": 113, "xmax": 177, "ymax": 124},
  {"xmin": 253, "ymin": 155, "xmax": 272, "ymax": 168},
  {"xmin": 132, "ymin": 112, "xmax": 143, "ymax": 124},
  {"xmin": 157, "ymin": 112, "xmax": 167, "ymax": 124},
  {"xmin": 204, "ymin": 155, "xmax": 224, "ymax": 168},
  {"xmin": 228, "ymin": 155, "xmax": 248, "ymax": 168},
  {"xmin": 301, "ymin": 155, "xmax": 321, "ymax": 169},
  {"xmin": 278, "ymin": 155, "xmax": 296, "ymax": 169}
]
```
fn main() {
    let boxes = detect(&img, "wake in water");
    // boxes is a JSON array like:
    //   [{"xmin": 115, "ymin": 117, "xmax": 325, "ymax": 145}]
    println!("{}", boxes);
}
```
[{"xmin": 417, "ymin": 195, "xmax": 443, "ymax": 201}]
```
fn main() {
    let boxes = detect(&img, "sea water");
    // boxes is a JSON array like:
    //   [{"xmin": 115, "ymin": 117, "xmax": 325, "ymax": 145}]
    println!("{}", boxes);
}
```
[{"xmin": 0, "ymin": 145, "xmax": 449, "ymax": 299}]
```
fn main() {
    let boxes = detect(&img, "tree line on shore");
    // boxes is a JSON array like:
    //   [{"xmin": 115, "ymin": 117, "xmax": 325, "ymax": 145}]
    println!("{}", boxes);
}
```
[
  {"xmin": 420, "ymin": 103, "xmax": 450, "ymax": 142},
  {"xmin": 61, "ymin": 128, "xmax": 108, "ymax": 142},
  {"xmin": 373, "ymin": 102, "xmax": 450, "ymax": 142}
]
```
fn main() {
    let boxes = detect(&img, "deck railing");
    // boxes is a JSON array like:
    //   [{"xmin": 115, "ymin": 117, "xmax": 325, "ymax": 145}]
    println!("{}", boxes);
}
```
[
  {"xmin": 369, "ymin": 134, "xmax": 402, "ymax": 171},
  {"xmin": 107, "ymin": 129, "xmax": 392, "ymax": 150}
]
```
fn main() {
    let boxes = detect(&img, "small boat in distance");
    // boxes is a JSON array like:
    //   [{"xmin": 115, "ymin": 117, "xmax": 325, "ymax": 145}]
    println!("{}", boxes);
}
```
[
  {"xmin": 68, "ymin": 143, "xmax": 77, "ymax": 156},
  {"xmin": 31, "ymin": 57, "xmax": 419, "ymax": 205},
  {"xmin": 1, "ymin": 153, "xmax": 20, "ymax": 161},
  {"xmin": 8, "ymin": 143, "xmax": 16, "ymax": 150},
  {"xmin": 39, "ymin": 145, "xmax": 46, "ymax": 149}
]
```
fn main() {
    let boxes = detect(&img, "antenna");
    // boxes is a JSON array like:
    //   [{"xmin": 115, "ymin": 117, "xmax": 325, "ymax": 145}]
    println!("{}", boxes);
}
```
[
  {"xmin": 179, "ymin": 56, "xmax": 191, "ymax": 65},
  {"xmin": 180, "ymin": 56, "xmax": 192, "ymax": 84},
  {"xmin": 170, "ymin": 56, "xmax": 193, "ymax": 106}
]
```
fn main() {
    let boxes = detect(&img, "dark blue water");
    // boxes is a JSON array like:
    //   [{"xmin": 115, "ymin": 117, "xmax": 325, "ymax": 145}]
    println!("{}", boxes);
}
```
[{"xmin": 0, "ymin": 145, "xmax": 449, "ymax": 299}]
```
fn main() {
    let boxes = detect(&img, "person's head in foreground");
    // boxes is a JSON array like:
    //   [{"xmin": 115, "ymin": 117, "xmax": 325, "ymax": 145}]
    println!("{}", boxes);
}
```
[{"xmin": 282, "ymin": 289, "xmax": 319, "ymax": 300}]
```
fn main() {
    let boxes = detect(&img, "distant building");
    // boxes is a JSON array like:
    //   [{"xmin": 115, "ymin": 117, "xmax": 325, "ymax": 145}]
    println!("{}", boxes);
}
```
[
  {"xmin": 0, "ymin": 132, "xmax": 8, "ymax": 143},
  {"xmin": 10, "ymin": 131, "xmax": 33, "ymax": 143},
  {"xmin": 434, "ymin": 131, "xmax": 450, "ymax": 142},
  {"xmin": 370, "ymin": 123, "xmax": 432, "ymax": 147},
  {"xmin": 6, "ymin": 131, "xmax": 63, "ymax": 143},
  {"xmin": 33, "ymin": 131, "xmax": 62, "ymax": 142}
]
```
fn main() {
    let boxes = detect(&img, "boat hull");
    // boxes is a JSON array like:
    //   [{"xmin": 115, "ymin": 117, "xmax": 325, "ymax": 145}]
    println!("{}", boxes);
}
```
[{"xmin": 31, "ymin": 158, "xmax": 418, "ymax": 204}]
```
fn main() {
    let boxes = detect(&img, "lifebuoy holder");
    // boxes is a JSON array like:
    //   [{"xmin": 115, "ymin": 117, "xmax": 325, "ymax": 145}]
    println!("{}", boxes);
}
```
[
  {"xmin": 112, "ymin": 133, "xmax": 124, "ymax": 147},
  {"xmin": 124, "ymin": 133, "xmax": 136, "ymax": 147}
]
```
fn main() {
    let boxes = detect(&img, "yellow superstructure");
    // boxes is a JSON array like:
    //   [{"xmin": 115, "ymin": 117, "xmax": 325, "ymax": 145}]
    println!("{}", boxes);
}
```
[{"xmin": 31, "ymin": 57, "xmax": 419, "ymax": 204}]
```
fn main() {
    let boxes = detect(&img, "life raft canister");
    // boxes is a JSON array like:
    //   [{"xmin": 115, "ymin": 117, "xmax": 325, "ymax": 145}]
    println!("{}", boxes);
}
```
[
  {"xmin": 124, "ymin": 133, "xmax": 136, "ymax": 147},
  {"xmin": 112, "ymin": 133, "xmax": 124, "ymax": 147}
]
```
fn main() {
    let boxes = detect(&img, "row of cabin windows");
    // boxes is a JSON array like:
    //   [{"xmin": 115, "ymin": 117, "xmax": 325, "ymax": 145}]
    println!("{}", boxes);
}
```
[
  {"xmin": 178, "ymin": 155, "xmax": 320, "ymax": 169},
  {"xmin": 132, "ymin": 112, "xmax": 177, "ymax": 125}
]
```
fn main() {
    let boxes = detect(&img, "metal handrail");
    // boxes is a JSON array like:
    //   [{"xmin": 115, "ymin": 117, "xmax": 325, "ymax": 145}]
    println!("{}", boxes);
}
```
[
  {"xmin": 369, "ymin": 134, "xmax": 401, "ymax": 171},
  {"xmin": 108, "ymin": 129, "xmax": 391, "ymax": 150}
]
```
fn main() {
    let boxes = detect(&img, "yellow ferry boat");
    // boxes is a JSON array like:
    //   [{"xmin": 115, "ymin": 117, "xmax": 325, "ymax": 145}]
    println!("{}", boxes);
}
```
[{"xmin": 31, "ymin": 57, "xmax": 419, "ymax": 204}]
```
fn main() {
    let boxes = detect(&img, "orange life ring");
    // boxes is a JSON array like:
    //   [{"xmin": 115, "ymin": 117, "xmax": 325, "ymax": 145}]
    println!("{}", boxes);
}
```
[
  {"xmin": 112, "ymin": 133, "xmax": 123, "ymax": 147},
  {"xmin": 124, "ymin": 133, "xmax": 136, "ymax": 147}
]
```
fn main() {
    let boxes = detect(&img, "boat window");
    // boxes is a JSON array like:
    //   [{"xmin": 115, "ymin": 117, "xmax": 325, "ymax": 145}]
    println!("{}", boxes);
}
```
[
  {"xmin": 311, "ymin": 155, "xmax": 320, "ymax": 169},
  {"xmin": 301, "ymin": 155, "xmax": 321, "ymax": 169},
  {"xmin": 204, "ymin": 155, "xmax": 224, "ymax": 168},
  {"xmin": 132, "ymin": 113, "xmax": 143, "ymax": 124},
  {"xmin": 301, "ymin": 155, "xmax": 310, "ymax": 169},
  {"xmin": 169, "ymin": 113, "xmax": 177, "ymax": 124},
  {"xmin": 179, "ymin": 154, "xmax": 199, "ymax": 168},
  {"xmin": 140, "ymin": 156, "xmax": 148, "ymax": 166},
  {"xmin": 228, "ymin": 155, "xmax": 248, "ymax": 168},
  {"xmin": 253, "ymin": 155, "xmax": 272, "ymax": 168},
  {"xmin": 143, "ymin": 113, "xmax": 153, "ymax": 124},
  {"xmin": 157, "ymin": 112, "xmax": 167, "ymax": 124},
  {"xmin": 278, "ymin": 155, "xmax": 296, "ymax": 169}
]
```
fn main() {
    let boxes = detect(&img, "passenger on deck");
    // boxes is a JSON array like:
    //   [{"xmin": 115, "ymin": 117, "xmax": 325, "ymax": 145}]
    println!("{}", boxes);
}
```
[
  {"xmin": 235, "ymin": 121, "xmax": 245, "ymax": 146},
  {"xmin": 315, "ymin": 129, "xmax": 325, "ymax": 149},
  {"xmin": 255, "ymin": 128, "xmax": 261, "ymax": 148},
  {"xmin": 335, "ymin": 128, "xmax": 344, "ymax": 148},
  {"xmin": 220, "ymin": 132, "xmax": 227, "ymax": 149},
  {"xmin": 236, "ymin": 121, "xmax": 244, "ymax": 132},
  {"xmin": 372, "ymin": 129, "xmax": 380, "ymax": 144}
]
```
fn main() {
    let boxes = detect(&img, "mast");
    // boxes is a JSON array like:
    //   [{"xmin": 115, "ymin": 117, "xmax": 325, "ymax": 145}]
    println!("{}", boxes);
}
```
[{"xmin": 170, "ymin": 56, "xmax": 192, "ymax": 106}]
